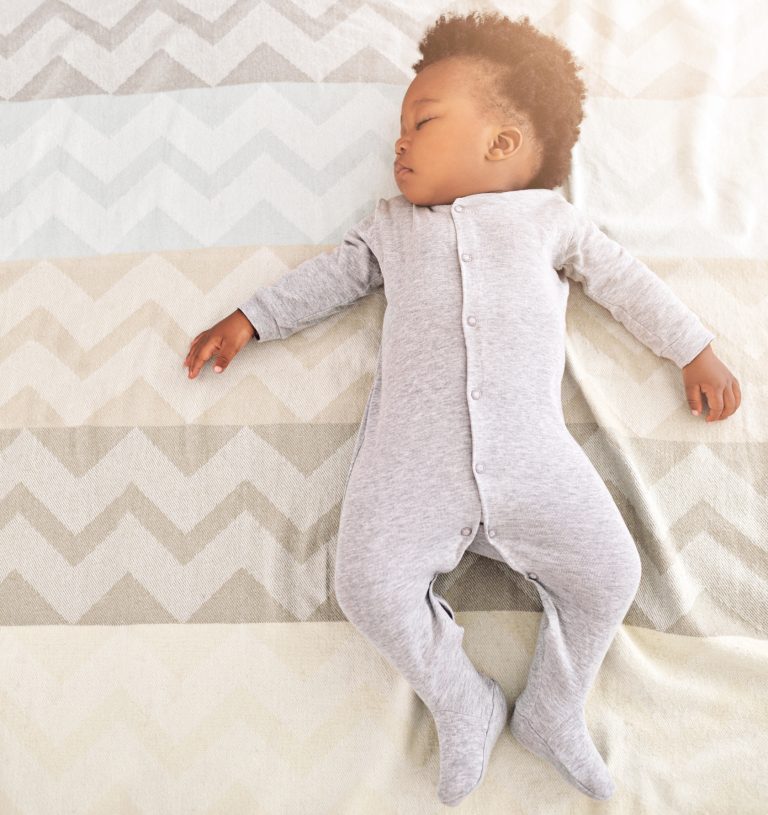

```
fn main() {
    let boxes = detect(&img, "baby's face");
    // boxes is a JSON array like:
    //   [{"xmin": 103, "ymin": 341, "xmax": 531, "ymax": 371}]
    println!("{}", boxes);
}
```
[{"xmin": 394, "ymin": 58, "xmax": 540, "ymax": 206}]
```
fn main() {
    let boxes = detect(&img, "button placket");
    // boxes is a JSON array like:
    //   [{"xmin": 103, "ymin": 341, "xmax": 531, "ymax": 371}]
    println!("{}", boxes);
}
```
[{"xmin": 455, "ymin": 203, "xmax": 488, "ymax": 491}]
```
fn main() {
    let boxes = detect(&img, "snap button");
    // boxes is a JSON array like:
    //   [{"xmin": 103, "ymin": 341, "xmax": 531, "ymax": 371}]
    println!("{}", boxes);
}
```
[
  {"xmin": 467, "ymin": 315, "xmax": 477, "ymax": 326},
  {"xmin": 461, "ymin": 527, "xmax": 472, "ymax": 536},
  {"xmin": 471, "ymin": 389, "xmax": 481, "ymax": 399},
  {"xmin": 475, "ymin": 462, "xmax": 485, "ymax": 473},
  {"xmin": 461, "ymin": 253, "xmax": 472, "ymax": 262},
  {"xmin": 454, "ymin": 204, "xmax": 463, "ymax": 212},
  {"xmin": 487, "ymin": 528, "xmax": 497, "ymax": 538},
  {"xmin": 527, "ymin": 572, "xmax": 538, "ymax": 581}
]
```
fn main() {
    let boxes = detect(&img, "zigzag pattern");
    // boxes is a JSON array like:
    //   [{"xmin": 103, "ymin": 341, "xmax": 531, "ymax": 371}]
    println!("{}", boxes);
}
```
[
  {"xmin": 2, "ymin": 241, "xmax": 766, "ymax": 630},
  {"xmin": 1, "ymin": 420, "xmax": 765, "ymax": 629},
  {"xmin": 3, "ymin": 85, "xmax": 767, "ymax": 260},
  {"xmin": 1, "ymin": 251, "xmax": 759, "ymax": 416},
  {"xmin": 0, "ymin": 0, "xmax": 763, "ymax": 636},
  {"xmin": 2, "ymin": 1, "xmax": 768, "ymax": 101}
]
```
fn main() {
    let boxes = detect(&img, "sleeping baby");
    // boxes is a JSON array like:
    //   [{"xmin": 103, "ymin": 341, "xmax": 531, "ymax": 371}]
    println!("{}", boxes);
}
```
[{"xmin": 183, "ymin": 10, "xmax": 741, "ymax": 808}]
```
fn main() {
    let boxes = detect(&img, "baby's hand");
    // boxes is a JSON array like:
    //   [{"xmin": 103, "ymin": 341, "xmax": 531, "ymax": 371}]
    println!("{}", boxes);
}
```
[
  {"xmin": 183, "ymin": 309, "xmax": 256, "ymax": 379},
  {"xmin": 682, "ymin": 344, "xmax": 741, "ymax": 422}
]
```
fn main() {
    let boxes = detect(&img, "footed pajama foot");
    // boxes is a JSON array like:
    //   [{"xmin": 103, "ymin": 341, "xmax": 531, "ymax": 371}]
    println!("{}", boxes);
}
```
[
  {"xmin": 434, "ymin": 678, "xmax": 509, "ymax": 807},
  {"xmin": 510, "ymin": 704, "xmax": 615, "ymax": 800}
]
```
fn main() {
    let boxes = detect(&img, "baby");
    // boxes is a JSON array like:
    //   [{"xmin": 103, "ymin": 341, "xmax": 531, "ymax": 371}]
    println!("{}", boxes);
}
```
[{"xmin": 184, "ymin": 11, "xmax": 741, "ymax": 808}]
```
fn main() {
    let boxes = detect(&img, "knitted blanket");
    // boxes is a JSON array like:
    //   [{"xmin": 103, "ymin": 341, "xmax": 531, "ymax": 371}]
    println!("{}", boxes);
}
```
[{"xmin": 1, "ymin": 2, "xmax": 765, "ymax": 812}]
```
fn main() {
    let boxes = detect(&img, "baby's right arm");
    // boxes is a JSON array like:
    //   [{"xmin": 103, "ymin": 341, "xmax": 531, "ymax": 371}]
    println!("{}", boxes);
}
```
[
  {"xmin": 239, "ymin": 207, "xmax": 383, "ymax": 342},
  {"xmin": 184, "ymin": 206, "xmax": 383, "ymax": 378}
]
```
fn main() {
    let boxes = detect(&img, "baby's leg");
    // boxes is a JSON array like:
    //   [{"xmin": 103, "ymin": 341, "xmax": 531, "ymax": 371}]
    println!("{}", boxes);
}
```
[
  {"xmin": 334, "ymin": 521, "xmax": 506, "ymax": 806},
  {"xmin": 491, "ymin": 450, "xmax": 642, "ymax": 800},
  {"xmin": 508, "ymin": 548, "xmax": 638, "ymax": 801}
]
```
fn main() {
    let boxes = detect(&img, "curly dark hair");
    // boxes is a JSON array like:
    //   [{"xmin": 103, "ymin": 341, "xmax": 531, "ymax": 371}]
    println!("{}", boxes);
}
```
[{"xmin": 411, "ymin": 11, "xmax": 588, "ymax": 190}]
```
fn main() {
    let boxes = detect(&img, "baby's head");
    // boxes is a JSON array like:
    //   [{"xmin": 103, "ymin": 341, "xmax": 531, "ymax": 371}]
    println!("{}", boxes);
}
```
[{"xmin": 395, "ymin": 11, "xmax": 587, "ymax": 206}]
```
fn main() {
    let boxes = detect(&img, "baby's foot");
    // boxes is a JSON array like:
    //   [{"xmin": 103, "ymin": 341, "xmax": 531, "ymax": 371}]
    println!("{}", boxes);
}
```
[
  {"xmin": 510, "ymin": 705, "xmax": 615, "ymax": 799},
  {"xmin": 434, "ymin": 679, "xmax": 508, "ymax": 807}
]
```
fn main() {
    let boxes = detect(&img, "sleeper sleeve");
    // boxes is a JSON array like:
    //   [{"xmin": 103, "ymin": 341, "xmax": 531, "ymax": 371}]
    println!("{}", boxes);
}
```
[
  {"xmin": 557, "ymin": 206, "xmax": 716, "ymax": 368},
  {"xmin": 237, "ymin": 206, "xmax": 383, "ymax": 343}
]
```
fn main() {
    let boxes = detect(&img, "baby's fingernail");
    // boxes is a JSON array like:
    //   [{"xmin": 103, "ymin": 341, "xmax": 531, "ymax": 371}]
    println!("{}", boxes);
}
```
[
  {"xmin": 214, "ymin": 366, "xmax": 222, "ymax": 372},
  {"xmin": 691, "ymin": 409, "xmax": 699, "ymax": 415}
]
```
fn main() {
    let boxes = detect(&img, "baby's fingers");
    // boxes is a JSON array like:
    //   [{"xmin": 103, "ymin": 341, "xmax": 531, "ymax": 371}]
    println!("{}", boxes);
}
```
[
  {"xmin": 686, "ymin": 383, "xmax": 704, "ymax": 416},
  {"xmin": 187, "ymin": 339, "xmax": 219, "ymax": 379},
  {"xmin": 720, "ymin": 384, "xmax": 737, "ymax": 420},
  {"xmin": 183, "ymin": 338, "xmax": 203, "ymax": 371},
  {"xmin": 702, "ymin": 383, "xmax": 724, "ymax": 422}
]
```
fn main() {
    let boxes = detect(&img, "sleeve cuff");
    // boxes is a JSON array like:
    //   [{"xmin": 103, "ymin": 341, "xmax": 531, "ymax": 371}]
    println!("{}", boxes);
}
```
[
  {"xmin": 662, "ymin": 326, "xmax": 716, "ymax": 368},
  {"xmin": 237, "ymin": 295, "xmax": 282, "ymax": 343}
]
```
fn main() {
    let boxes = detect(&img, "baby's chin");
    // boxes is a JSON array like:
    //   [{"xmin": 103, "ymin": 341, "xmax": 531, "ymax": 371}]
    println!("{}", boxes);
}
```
[
  {"xmin": 397, "ymin": 185, "xmax": 448, "ymax": 207},
  {"xmin": 398, "ymin": 177, "xmax": 477, "ymax": 206}
]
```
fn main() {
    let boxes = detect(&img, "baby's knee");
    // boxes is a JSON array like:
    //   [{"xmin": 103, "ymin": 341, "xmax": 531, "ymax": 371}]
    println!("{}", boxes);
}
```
[
  {"xmin": 591, "ymin": 540, "xmax": 642, "ymax": 617},
  {"xmin": 334, "ymin": 560, "xmax": 363, "ymax": 621},
  {"xmin": 334, "ymin": 553, "xmax": 388, "ymax": 623},
  {"xmin": 541, "ymin": 536, "xmax": 641, "ymax": 618},
  {"xmin": 625, "ymin": 544, "xmax": 642, "ymax": 592}
]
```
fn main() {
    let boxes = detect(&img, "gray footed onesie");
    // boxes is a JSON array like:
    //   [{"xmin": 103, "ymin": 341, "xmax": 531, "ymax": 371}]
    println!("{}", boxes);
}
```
[{"xmin": 238, "ymin": 189, "xmax": 716, "ymax": 804}]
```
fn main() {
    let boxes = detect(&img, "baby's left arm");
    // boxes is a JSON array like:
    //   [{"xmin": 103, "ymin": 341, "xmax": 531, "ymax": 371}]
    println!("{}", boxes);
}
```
[{"xmin": 559, "ymin": 206, "xmax": 741, "ymax": 422}]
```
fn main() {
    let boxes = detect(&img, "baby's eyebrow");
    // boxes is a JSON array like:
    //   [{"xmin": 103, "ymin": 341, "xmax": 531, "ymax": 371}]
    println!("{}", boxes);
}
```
[{"xmin": 399, "ymin": 97, "xmax": 441, "ymax": 125}]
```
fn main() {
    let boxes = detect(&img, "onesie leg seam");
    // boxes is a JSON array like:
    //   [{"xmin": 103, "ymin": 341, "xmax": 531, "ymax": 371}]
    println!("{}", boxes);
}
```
[
  {"xmin": 513, "ymin": 710, "xmax": 602, "ymax": 799},
  {"xmin": 516, "ymin": 704, "xmax": 581, "ymax": 745},
  {"xmin": 437, "ymin": 680, "xmax": 505, "ymax": 806},
  {"xmin": 433, "ymin": 709, "xmax": 488, "ymax": 721},
  {"xmin": 434, "ymin": 674, "xmax": 495, "ymax": 721},
  {"xmin": 519, "ymin": 601, "xmax": 548, "ymax": 719}
]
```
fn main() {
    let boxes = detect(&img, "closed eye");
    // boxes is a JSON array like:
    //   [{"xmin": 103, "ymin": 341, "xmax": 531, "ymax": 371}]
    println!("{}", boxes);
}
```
[{"xmin": 416, "ymin": 117, "xmax": 434, "ymax": 129}]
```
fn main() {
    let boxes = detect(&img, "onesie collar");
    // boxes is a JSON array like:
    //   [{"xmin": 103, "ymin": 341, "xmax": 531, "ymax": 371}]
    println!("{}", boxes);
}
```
[{"xmin": 426, "ymin": 189, "xmax": 560, "ymax": 209}]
